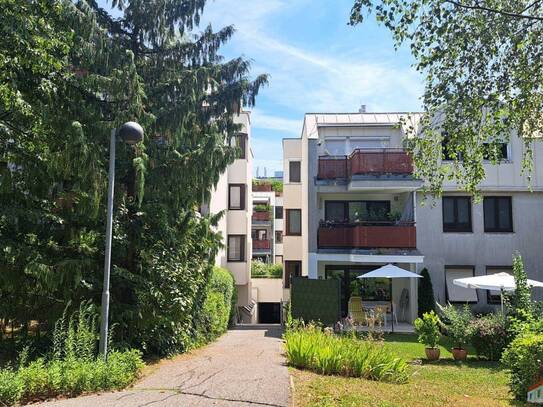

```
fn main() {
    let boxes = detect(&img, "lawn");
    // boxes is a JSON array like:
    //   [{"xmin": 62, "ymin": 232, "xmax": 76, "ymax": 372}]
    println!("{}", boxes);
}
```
[{"xmin": 291, "ymin": 333, "xmax": 524, "ymax": 407}]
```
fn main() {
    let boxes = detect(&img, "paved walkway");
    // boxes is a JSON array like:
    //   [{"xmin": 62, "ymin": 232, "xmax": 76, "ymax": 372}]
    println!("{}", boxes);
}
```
[{"xmin": 38, "ymin": 325, "xmax": 290, "ymax": 407}]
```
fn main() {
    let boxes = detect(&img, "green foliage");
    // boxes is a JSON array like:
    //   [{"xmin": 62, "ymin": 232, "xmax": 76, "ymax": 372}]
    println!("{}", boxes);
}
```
[
  {"xmin": 0, "ymin": 306, "xmax": 143, "ymax": 406},
  {"xmin": 439, "ymin": 304, "xmax": 473, "ymax": 349},
  {"xmin": 252, "ymin": 179, "xmax": 283, "ymax": 193},
  {"xmin": 253, "ymin": 204, "xmax": 271, "ymax": 213},
  {"xmin": 0, "ymin": 0, "xmax": 266, "ymax": 356},
  {"xmin": 470, "ymin": 313, "xmax": 510, "ymax": 361},
  {"xmin": 251, "ymin": 261, "xmax": 283, "ymax": 278},
  {"xmin": 507, "ymin": 253, "xmax": 533, "ymax": 320},
  {"xmin": 418, "ymin": 268, "xmax": 436, "ymax": 317},
  {"xmin": 414, "ymin": 311, "xmax": 441, "ymax": 348},
  {"xmin": 284, "ymin": 325, "xmax": 409, "ymax": 383},
  {"xmin": 350, "ymin": 1, "xmax": 543, "ymax": 196},
  {"xmin": 502, "ymin": 332, "xmax": 543, "ymax": 400},
  {"xmin": 194, "ymin": 267, "xmax": 235, "ymax": 345}
]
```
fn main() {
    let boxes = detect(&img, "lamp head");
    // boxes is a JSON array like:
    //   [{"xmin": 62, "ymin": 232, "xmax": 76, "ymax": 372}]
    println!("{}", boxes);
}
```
[{"xmin": 118, "ymin": 121, "xmax": 144, "ymax": 145}]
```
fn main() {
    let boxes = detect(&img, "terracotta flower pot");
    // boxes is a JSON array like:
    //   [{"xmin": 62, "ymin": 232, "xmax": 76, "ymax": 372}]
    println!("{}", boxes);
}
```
[
  {"xmin": 425, "ymin": 347, "xmax": 440, "ymax": 361},
  {"xmin": 452, "ymin": 347, "xmax": 467, "ymax": 361}
]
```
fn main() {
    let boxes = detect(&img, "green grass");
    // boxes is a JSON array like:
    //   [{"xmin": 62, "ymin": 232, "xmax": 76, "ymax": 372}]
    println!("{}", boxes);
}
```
[{"xmin": 292, "ymin": 333, "xmax": 524, "ymax": 407}]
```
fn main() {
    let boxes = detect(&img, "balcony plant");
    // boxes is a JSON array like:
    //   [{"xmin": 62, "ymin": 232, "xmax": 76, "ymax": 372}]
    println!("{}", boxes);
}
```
[
  {"xmin": 439, "ymin": 304, "xmax": 473, "ymax": 361},
  {"xmin": 414, "ymin": 311, "xmax": 442, "ymax": 361}
]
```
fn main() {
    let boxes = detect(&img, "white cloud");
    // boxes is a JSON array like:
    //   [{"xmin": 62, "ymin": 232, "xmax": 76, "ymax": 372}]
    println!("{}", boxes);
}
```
[{"xmin": 251, "ymin": 109, "xmax": 301, "ymax": 134}]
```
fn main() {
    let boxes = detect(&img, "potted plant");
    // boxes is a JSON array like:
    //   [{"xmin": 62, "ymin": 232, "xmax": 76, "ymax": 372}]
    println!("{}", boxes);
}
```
[
  {"xmin": 414, "ymin": 311, "xmax": 442, "ymax": 361},
  {"xmin": 440, "ymin": 304, "xmax": 472, "ymax": 361}
]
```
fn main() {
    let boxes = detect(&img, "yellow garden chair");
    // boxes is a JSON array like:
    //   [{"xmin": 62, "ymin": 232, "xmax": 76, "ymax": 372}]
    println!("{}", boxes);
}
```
[{"xmin": 348, "ymin": 296, "xmax": 367, "ymax": 326}]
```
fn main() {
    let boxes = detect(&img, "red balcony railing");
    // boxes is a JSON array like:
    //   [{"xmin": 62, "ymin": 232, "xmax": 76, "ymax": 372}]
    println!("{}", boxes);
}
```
[
  {"xmin": 318, "ymin": 149, "xmax": 413, "ymax": 179},
  {"xmin": 318, "ymin": 221, "xmax": 416, "ymax": 249},
  {"xmin": 252, "ymin": 211, "xmax": 270, "ymax": 221},
  {"xmin": 253, "ymin": 184, "xmax": 273, "ymax": 192},
  {"xmin": 253, "ymin": 239, "xmax": 271, "ymax": 250}
]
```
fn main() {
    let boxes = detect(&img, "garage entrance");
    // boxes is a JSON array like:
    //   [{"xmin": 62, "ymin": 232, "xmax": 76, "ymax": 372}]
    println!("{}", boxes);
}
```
[{"xmin": 257, "ymin": 302, "xmax": 281, "ymax": 324}]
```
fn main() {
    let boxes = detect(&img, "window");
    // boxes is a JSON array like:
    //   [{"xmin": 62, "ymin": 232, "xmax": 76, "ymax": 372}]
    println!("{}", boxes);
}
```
[
  {"xmin": 275, "ymin": 255, "xmax": 283, "ymax": 264},
  {"xmin": 284, "ymin": 261, "xmax": 301, "ymax": 289},
  {"xmin": 275, "ymin": 206, "xmax": 283, "ymax": 219},
  {"xmin": 251, "ymin": 229, "xmax": 267, "ymax": 240},
  {"xmin": 275, "ymin": 230, "xmax": 283, "ymax": 243},
  {"xmin": 442, "ymin": 196, "xmax": 472, "ymax": 232},
  {"xmin": 325, "ymin": 201, "xmax": 391, "ymax": 223},
  {"xmin": 486, "ymin": 267, "xmax": 512, "ymax": 305},
  {"xmin": 445, "ymin": 267, "xmax": 478, "ymax": 303},
  {"xmin": 484, "ymin": 196, "xmax": 513, "ymax": 232},
  {"xmin": 227, "ymin": 235, "xmax": 245, "ymax": 262},
  {"xmin": 483, "ymin": 143, "xmax": 509, "ymax": 161},
  {"xmin": 286, "ymin": 209, "xmax": 301, "ymax": 235},
  {"xmin": 228, "ymin": 184, "xmax": 245, "ymax": 210},
  {"xmin": 230, "ymin": 133, "xmax": 246, "ymax": 159},
  {"xmin": 289, "ymin": 161, "xmax": 301, "ymax": 183}
]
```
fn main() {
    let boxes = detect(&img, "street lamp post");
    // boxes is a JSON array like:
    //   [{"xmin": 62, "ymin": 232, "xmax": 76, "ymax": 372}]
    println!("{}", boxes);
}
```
[{"xmin": 99, "ymin": 122, "xmax": 144, "ymax": 358}]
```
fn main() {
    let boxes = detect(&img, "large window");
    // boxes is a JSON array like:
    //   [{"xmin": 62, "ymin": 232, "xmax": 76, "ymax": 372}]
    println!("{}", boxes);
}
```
[
  {"xmin": 228, "ymin": 184, "xmax": 245, "ymax": 210},
  {"xmin": 484, "ymin": 196, "xmax": 513, "ymax": 232},
  {"xmin": 284, "ymin": 261, "xmax": 301, "ymax": 289},
  {"xmin": 442, "ymin": 196, "xmax": 472, "ymax": 232},
  {"xmin": 486, "ymin": 266, "xmax": 512, "ymax": 305},
  {"xmin": 230, "ymin": 133, "xmax": 246, "ymax": 159},
  {"xmin": 445, "ymin": 267, "xmax": 478, "ymax": 303},
  {"xmin": 275, "ymin": 205, "xmax": 283, "ymax": 219},
  {"xmin": 325, "ymin": 200, "xmax": 391, "ymax": 223},
  {"xmin": 227, "ymin": 235, "xmax": 245, "ymax": 262},
  {"xmin": 289, "ymin": 161, "xmax": 301, "ymax": 183},
  {"xmin": 286, "ymin": 209, "xmax": 301, "ymax": 235}
]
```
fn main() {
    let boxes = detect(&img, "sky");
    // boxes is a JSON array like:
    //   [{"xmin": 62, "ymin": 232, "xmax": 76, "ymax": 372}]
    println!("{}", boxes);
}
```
[{"xmin": 99, "ymin": 0, "xmax": 424, "ymax": 175}]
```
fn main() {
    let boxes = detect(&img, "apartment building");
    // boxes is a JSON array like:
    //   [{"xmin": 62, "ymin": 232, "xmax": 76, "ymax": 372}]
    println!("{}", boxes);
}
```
[
  {"xmin": 282, "ymin": 111, "xmax": 543, "ymax": 326},
  {"xmin": 206, "ymin": 112, "xmax": 254, "ymax": 323},
  {"xmin": 250, "ymin": 180, "xmax": 285, "ymax": 323}
]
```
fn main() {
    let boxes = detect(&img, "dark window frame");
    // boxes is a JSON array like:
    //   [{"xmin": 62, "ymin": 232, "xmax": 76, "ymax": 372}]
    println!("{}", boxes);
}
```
[
  {"xmin": 286, "ymin": 209, "xmax": 302, "ymax": 236},
  {"xmin": 227, "ymin": 234, "xmax": 246, "ymax": 262},
  {"xmin": 444, "ymin": 266, "xmax": 478, "ymax": 304},
  {"xmin": 324, "ymin": 200, "xmax": 391, "ymax": 222},
  {"xmin": 284, "ymin": 260, "xmax": 301, "ymax": 289},
  {"xmin": 442, "ymin": 196, "xmax": 472, "ymax": 232},
  {"xmin": 289, "ymin": 161, "xmax": 301, "ymax": 183},
  {"xmin": 483, "ymin": 143, "xmax": 509, "ymax": 161},
  {"xmin": 252, "ymin": 228, "xmax": 267, "ymax": 240},
  {"xmin": 228, "ymin": 183, "xmax": 246, "ymax": 210},
  {"xmin": 486, "ymin": 266, "xmax": 512, "ymax": 305},
  {"xmin": 275, "ymin": 230, "xmax": 283, "ymax": 243},
  {"xmin": 275, "ymin": 205, "xmax": 283, "ymax": 219},
  {"xmin": 230, "ymin": 133, "xmax": 247, "ymax": 160},
  {"xmin": 483, "ymin": 196, "xmax": 513, "ymax": 233}
]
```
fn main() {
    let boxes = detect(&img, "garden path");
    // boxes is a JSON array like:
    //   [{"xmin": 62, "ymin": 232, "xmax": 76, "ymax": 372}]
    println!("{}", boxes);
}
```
[{"xmin": 37, "ymin": 325, "xmax": 290, "ymax": 407}]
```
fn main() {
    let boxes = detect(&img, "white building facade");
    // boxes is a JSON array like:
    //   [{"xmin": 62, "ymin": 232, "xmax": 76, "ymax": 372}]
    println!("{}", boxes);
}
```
[{"xmin": 282, "ymin": 112, "xmax": 543, "ymax": 324}]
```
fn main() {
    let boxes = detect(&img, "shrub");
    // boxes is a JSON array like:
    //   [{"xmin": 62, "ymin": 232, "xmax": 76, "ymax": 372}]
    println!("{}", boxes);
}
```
[
  {"xmin": 439, "ymin": 304, "xmax": 472, "ymax": 349},
  {"xmin": 194, "ymin": 267, "xmax": 235, "ymax": 344},
  {"xmin": 251, "ymin": 261, "xmax": 282, "ymax": 278},
  {"xmin": 0, "ymin": 305, "xmax": 144, "ymax": 406},
  {"xmin": 414, "ymin": 311, "xmax": 441, "ymax": 348},
  {"xmin": 284, "ymin": 325, "xmax": 409, "ymax": 383},
  {"xmin": 470, "ymin": 313, "xmax": 510, "ymax": 361},
  {"xmin": 501, "ymin": 332, "xmax": 543, "ymax": 400},
  {"xmin": 418, "ymin": 268, "xmax": 436, "ymax": 317}
]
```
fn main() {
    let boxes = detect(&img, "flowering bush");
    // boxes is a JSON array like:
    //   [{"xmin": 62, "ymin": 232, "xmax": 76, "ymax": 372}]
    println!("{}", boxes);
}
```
[{"xmin": 470, "ymin": 313, "xmax": 510, "ymax": 361}]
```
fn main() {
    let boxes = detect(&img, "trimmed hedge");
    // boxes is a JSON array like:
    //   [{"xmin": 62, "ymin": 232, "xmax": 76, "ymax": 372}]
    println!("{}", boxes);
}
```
[{"xmin": 194, "ymin": 267, "xmax": 235, "ymax": 344}]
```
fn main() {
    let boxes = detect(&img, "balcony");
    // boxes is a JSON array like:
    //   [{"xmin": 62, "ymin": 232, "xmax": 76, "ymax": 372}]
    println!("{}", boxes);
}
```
[
  {"xmin": 318, "ymin": 221, "xmax": 416, "ymax": 249},
  {"xmin": 253, "ymin": 239, "xmax": 271, "ymax": 250},
  {"xmin": 318, "ymin": 148, "xmax": 413, "ymax": 180},
  {"xmin": 253, "ymin": 184, "xmax": 273, "ymax": 192},
  {"xmin": 252, "ymin": 211, "xmax": 270, "ymax": 222}
]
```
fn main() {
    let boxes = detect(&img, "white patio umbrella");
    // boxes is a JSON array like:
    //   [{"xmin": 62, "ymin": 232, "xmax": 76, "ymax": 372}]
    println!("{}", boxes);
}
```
[
  {"xmin": 357, "ymin": 264, "xmax": 422, "ymax": 333},
  {"xmin": 453, "ymin": 272, "xmax": 543, "ymax": 312}
]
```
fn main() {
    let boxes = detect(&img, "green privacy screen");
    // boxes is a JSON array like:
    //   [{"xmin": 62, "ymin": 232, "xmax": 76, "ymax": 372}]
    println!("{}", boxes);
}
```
[{"xmin": 291, "ymin": 277, "xmax": 340, "ymax": 326}]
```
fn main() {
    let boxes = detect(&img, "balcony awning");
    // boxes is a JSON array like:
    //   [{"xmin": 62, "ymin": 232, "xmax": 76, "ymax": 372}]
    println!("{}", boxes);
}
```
[{"xmin": 315, "ymin": 251, "xmax": 424, "ymax": 264}]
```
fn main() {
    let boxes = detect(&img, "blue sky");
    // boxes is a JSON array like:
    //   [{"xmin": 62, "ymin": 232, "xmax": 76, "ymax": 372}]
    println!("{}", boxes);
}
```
[{"xmin": 99, "ymin": 0, "xmax": 424, "ymax": 175}]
